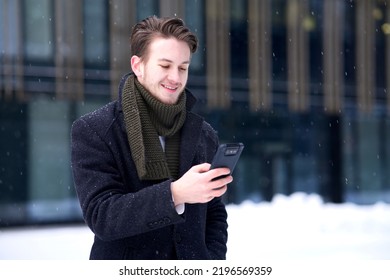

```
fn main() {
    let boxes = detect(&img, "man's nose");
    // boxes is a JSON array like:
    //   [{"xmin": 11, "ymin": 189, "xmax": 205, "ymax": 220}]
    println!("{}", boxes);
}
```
[{"xmin": 167, "ymin": 68, "xmax": 180, "ymax": 83}]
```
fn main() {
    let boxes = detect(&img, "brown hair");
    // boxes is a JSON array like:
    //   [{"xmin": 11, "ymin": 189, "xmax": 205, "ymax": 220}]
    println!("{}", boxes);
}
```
[{"xmin": 130, "ymin": 16, "xmax": 198, "ymax": 61}]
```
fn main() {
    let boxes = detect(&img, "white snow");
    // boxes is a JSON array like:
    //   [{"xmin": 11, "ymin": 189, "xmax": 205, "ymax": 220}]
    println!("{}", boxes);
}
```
[{"xmin": 0, "ymin": 192, "xmax": 389, "ymax": 260}]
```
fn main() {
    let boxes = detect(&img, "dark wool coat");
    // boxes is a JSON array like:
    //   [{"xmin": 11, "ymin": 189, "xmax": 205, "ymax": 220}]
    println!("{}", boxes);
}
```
[{"xmin": 71, "ymin": 73, "xmax": 228, "ymax": 260}]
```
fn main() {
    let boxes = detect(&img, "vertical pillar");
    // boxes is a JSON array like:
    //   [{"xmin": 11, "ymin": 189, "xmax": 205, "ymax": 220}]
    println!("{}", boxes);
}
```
[
  {"xmin": 356, "ymin": 0, "xmax": 375, "ymax": 114},
  {"xmin": 287, "ymin": 0, "xmax": 309, "ymax": 112},
  {"xmin": 248, "ymin": 0, "xmax": 272, "ymax": 112},
  {"xmin": 55, "ymin": 0, "xmax": 84, "ymax": 101},
  {"xmin": 206, "ymin": 0, "xmax": 231, "ymax": 109},
  {"xmin": 109, "ymin": 0, "xmax": 137, "ymax": 100},
  {"xmin": 323, "ymin": 0, "xmax": 344, "ymax": 114},
  {"xmin": 159, "ymin": 0, "xmax": 185, "ymax": 18},
  {"xmin": 386, "ymin": 3, "xmax": 390, "ymax": 114}
]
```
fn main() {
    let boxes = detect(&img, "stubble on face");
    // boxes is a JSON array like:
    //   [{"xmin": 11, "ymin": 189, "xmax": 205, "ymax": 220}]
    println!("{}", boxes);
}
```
[{"xmin": 134, "ymin": 37, "xmax": 191, "ymax": 105}]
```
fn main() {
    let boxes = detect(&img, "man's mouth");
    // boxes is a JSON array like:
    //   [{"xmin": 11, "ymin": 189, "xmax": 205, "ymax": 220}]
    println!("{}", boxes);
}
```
[{"xmin": 162, "ymin": 84, "xmax": 178, "ymax": 91}]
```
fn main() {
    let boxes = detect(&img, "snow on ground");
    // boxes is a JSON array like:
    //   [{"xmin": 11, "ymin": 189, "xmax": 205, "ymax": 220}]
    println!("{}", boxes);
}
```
[
  {"xmin": 0, "ymin": 192, "xmax": 389, "ymax": 260},
  {"xmin": 227, "ymin": 193, "xmax": 390, "ymax": 260}
]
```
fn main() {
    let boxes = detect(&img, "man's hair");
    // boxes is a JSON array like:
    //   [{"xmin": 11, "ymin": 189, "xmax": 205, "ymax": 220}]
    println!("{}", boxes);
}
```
[{"xmin": 130, "ymin": 16, "xmax": 198, "ymax": 61}]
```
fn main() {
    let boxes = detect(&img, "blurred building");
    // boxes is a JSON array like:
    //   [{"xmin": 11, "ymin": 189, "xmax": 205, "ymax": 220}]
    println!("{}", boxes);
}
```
[{"xmin": 1, "ymin": 0, "xmax": 390, "ymax": 226}]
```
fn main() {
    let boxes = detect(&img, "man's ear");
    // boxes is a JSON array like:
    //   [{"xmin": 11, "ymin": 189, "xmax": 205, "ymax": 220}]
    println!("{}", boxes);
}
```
[{"xmin": 130, "ymin": 55, "xmax": 143, "ymax": 78}]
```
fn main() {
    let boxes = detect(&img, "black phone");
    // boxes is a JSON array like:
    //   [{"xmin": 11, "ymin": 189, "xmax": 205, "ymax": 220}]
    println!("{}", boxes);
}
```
[{"xmin": 210, "ymin": 143, "xmax": 244, "ymax": 179}]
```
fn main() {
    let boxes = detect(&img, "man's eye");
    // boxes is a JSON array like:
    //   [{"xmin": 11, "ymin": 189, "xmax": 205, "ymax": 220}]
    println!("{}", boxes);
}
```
[
  {"xmin": 180, "ymin": 67, "xmax": 188, "ymax": 71},
  {"xmin": 160, "ymin": 65, "xmax": 169, "ymax": 69}
]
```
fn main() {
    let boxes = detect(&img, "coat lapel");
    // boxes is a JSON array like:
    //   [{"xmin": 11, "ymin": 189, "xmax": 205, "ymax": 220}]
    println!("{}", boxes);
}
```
[{"xmin": 179, "ymin": 112, "xmax": 204, "ymax": 176}]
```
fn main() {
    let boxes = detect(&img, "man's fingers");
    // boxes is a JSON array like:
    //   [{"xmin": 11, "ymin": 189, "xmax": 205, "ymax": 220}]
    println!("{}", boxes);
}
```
[
  {"xmin": 191, "ymin": 163, "xmax": 211, "ymax": 173},
  {"xmin": 209, "ymin": 185, "xmax": 228, "ymax": 199}
]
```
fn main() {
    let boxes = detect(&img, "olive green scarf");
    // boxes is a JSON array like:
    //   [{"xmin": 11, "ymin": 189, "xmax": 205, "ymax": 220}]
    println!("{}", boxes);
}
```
[{"xmin": 121, "ymin": 74, "xmax": 186, "ymax": 180}]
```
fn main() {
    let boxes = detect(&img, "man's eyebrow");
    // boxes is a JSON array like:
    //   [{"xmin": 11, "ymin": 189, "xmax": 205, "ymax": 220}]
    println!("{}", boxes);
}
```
[{"xmin": 158, "ymin": 58, "xmax": 190, "ymax": 64}]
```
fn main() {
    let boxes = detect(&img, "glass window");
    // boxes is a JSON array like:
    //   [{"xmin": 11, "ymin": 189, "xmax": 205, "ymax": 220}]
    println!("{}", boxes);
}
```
[
  {"xmin": 137, "ymin": 0, "xmax": 159, "ymax": 21},
  {"xmin": 83, "ymin": 0, "xmax": 109, "ymax": 68},
  {"xmin": 308, "ymin": 0, "xmax": 323, "ymax": 85},
  {"xmin": 0, "ymin": 0, "xmax": 4, "ymax": 56},
  {"xmin": 271, "ymin": 0, "xmax": 288, "ymax": 90},
  {"xmin": 1, "ymin": 1, "xmax": 20, "ymax": 57},
  {"xmin": 230, "ymin": 0, "xmax": 248, "ymax": 78},
  {"xmin": 24, "ymin": 0, "xmax": 53, "ymax": 61},
  {"xmin": 27, "ymin": 98, "xmax": 81, "ymax": 223}
]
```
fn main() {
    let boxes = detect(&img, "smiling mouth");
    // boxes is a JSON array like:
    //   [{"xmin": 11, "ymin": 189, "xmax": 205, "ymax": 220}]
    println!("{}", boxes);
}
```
[{"xmin": 162, "ymin": 84, "xmax": 178, "ymax": 91}]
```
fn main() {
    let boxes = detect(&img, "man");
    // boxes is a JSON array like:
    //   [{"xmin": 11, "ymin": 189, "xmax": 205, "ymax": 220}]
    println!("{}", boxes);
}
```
[{"xmin": 71, "ymin": 16, "xmax": 232, "ymax": 260}]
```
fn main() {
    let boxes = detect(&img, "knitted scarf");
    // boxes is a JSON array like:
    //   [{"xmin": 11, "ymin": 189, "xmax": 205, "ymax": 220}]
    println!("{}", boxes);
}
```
[{"xmin": 121, "ymin": 74, "xmax": 186, "ymax": 180}]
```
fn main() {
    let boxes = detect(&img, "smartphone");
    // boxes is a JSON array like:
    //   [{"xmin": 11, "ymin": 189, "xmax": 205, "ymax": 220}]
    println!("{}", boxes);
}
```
[{"xmin": 210, "ymin": 143, "xmax": 244, "ymax": 179}]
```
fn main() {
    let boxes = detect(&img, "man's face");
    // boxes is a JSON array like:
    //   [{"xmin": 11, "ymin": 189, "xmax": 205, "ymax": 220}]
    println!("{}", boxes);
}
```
[{"xmin": 132, "ymin": 37, "xmax": 191, "ymax": 105}]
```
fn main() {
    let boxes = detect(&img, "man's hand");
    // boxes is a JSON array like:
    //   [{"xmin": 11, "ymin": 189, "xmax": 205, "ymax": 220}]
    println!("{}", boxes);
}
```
[{"xmin": 171, "ymin": 163, "xmax": 232, "ymax": 205}]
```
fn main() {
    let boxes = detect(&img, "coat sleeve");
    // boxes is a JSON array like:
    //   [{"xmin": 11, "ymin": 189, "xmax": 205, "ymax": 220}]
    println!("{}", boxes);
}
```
[
  {"xmin": 71, "ymin": 117, "xmax": 184, "ymax": 241},
  {"xmin": 205, "ymin": 197, "xmax": 228, "ymax": 259}
]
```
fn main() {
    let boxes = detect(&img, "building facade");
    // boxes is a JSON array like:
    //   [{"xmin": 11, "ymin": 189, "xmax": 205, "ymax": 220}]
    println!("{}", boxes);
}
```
[{"xmin": 1, "ymin": 0, "xmax": 390, "ymax": 226}]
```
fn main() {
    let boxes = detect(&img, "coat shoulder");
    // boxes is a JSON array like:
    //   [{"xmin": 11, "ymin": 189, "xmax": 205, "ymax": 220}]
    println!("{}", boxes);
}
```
[
  {"xmin": 201, "ymin": 120, "xmax": 218, "ymax": 146},
  {"xmin": 186, "ymin": 111, "xmax": 218, "ymax": 143},
  {"xmin": 72, "ymin": 101, "xmax": 119, "ymax": 136}
]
